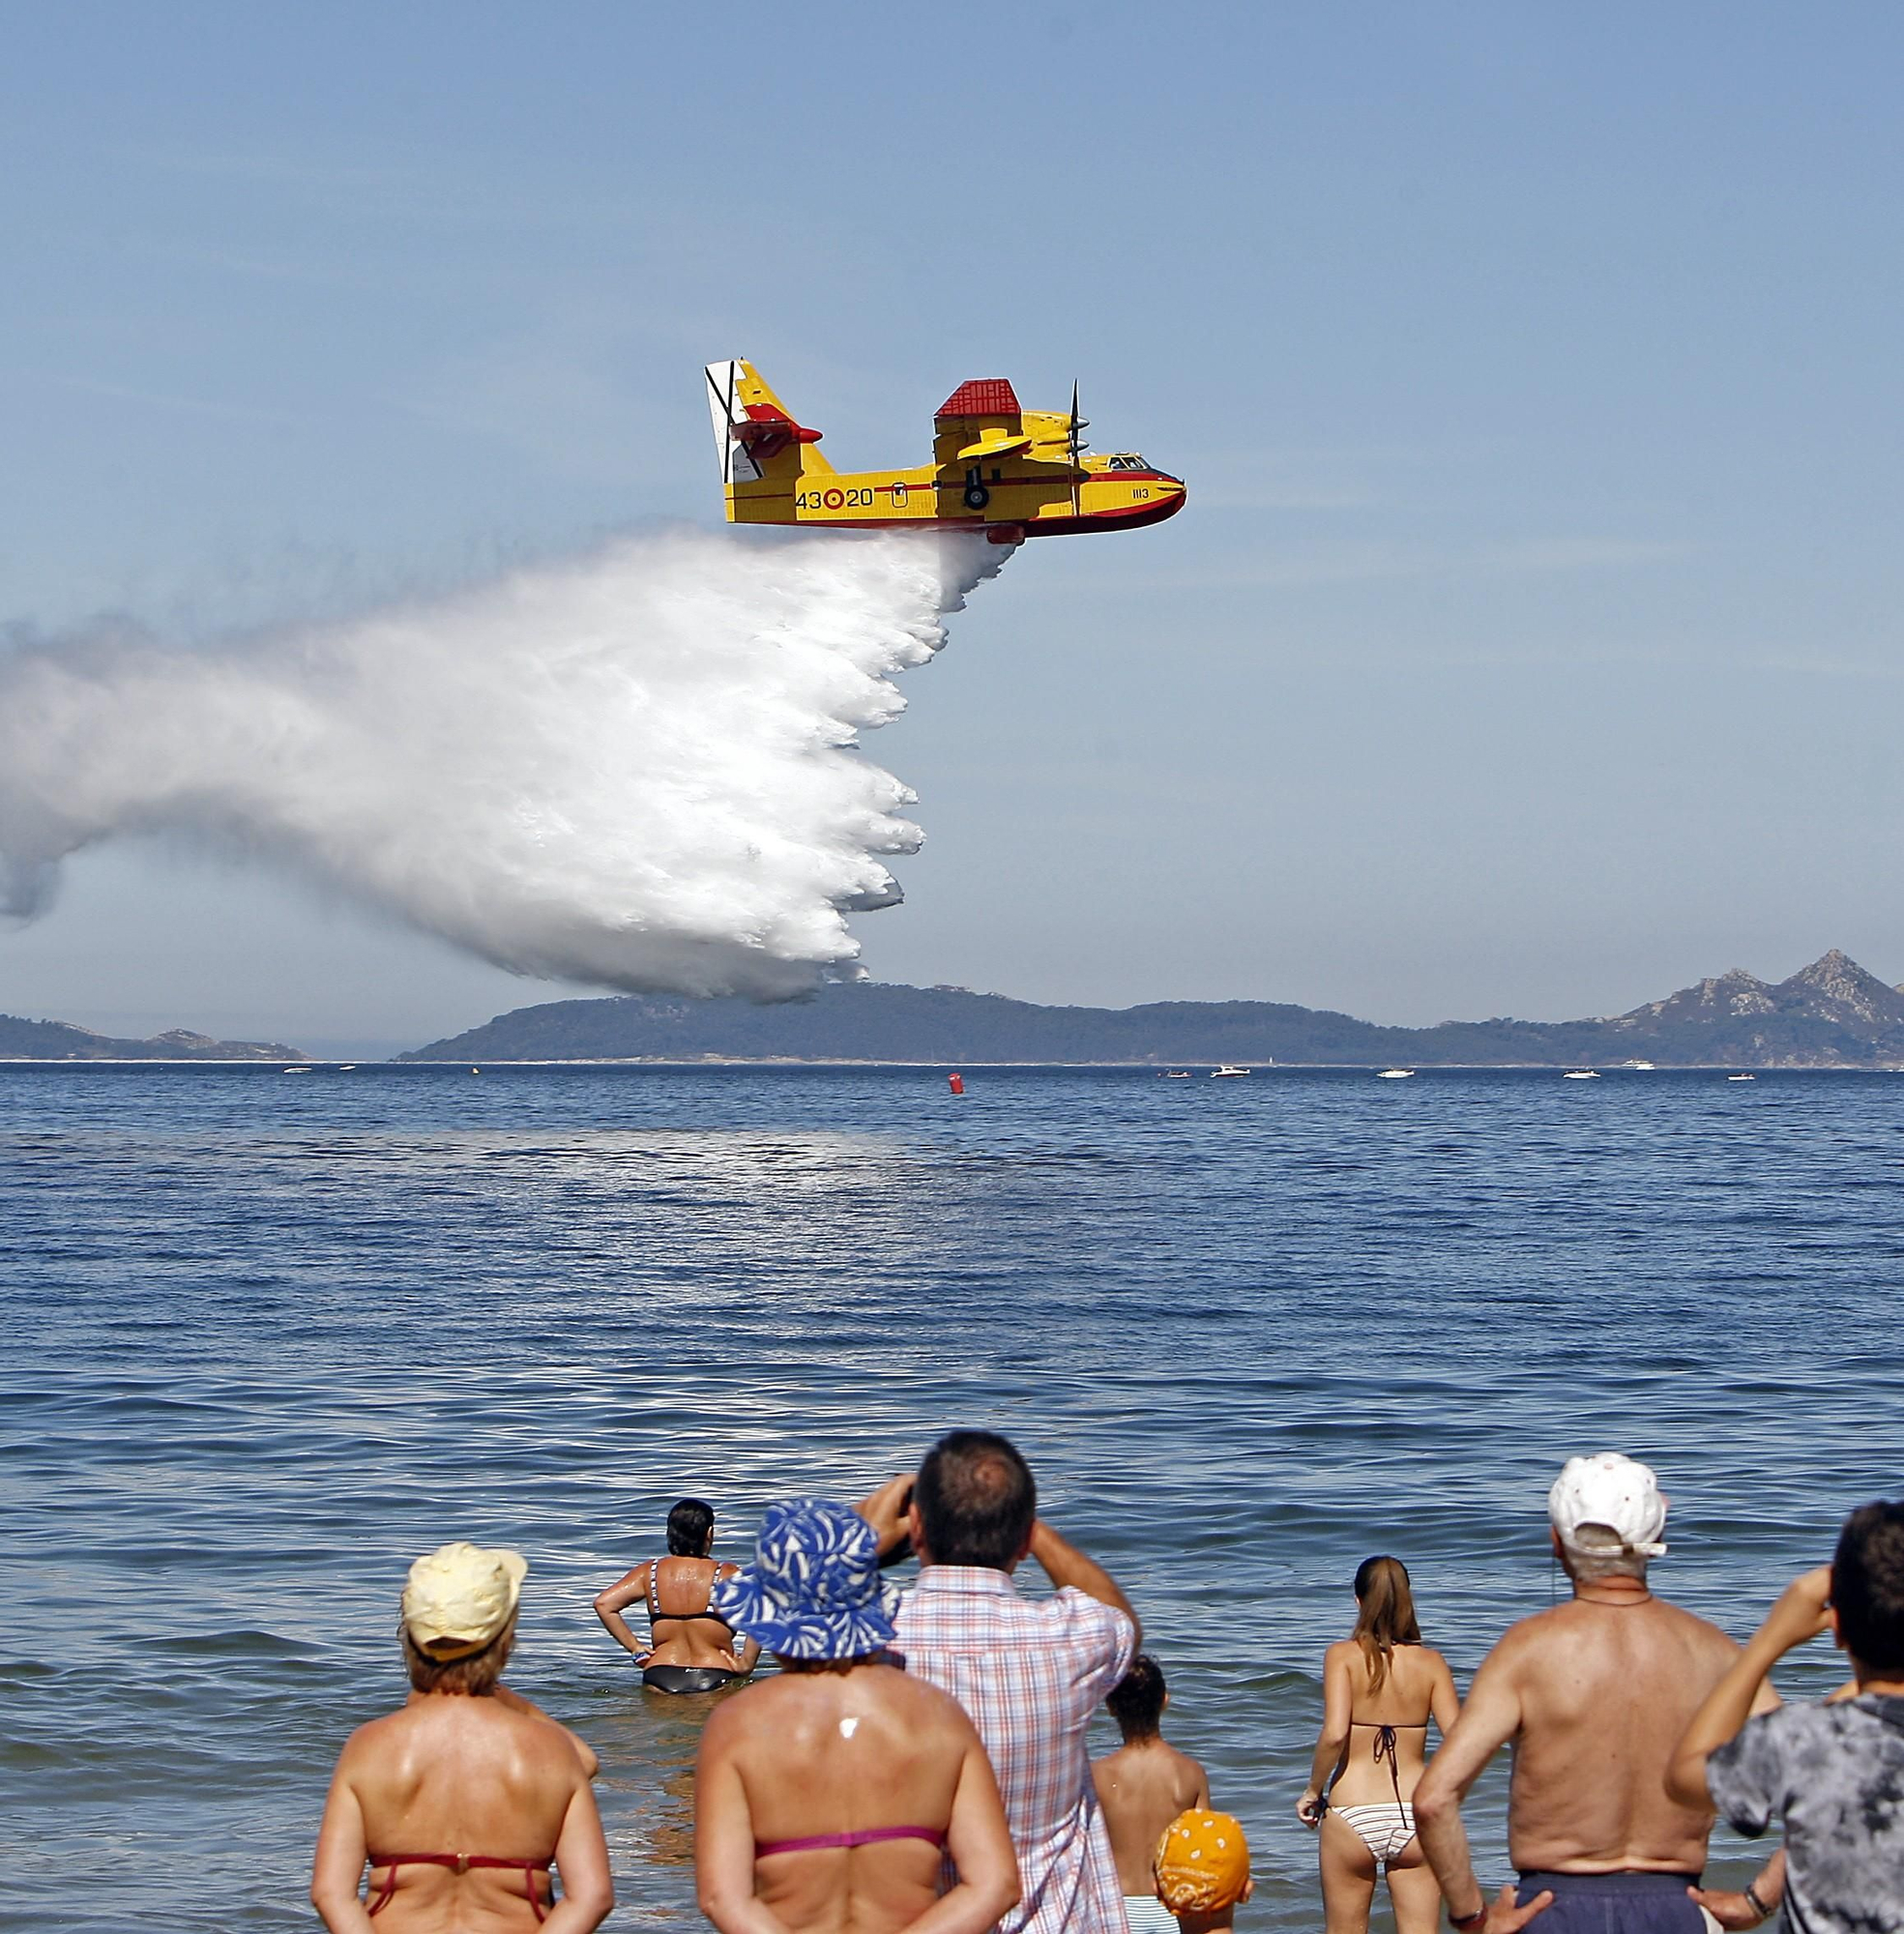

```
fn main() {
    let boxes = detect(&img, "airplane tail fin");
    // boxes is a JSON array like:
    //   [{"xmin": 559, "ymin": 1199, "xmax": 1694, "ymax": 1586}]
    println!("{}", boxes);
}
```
[{"xmin": 704, "ymin": 360, "xmax": 834, "ymax": 492}]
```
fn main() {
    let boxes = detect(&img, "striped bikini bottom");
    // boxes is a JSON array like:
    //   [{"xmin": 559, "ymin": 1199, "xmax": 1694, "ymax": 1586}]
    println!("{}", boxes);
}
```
[{"xmin": 1332, "ymin": 1802, "xmax": 1418, "ymax": 1863}]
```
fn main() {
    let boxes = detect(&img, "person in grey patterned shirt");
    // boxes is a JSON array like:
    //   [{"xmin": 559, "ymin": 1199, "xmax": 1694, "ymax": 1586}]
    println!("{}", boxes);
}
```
[{"xmin": 1668, "ymin": 1502, "xmax": 1904, "ymax": 1934}]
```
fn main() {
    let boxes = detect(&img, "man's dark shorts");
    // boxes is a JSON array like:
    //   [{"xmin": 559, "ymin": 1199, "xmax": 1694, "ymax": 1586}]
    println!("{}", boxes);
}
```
[{"xmin": 1514, "ymin": 1871, "xmax": 1706, "ymax": 1934}]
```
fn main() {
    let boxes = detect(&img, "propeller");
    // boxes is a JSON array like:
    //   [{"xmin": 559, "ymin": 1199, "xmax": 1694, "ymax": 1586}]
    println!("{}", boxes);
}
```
[{"xmin": 1068, "ymin": 379, "xmax": 1090, "ymax": 515}]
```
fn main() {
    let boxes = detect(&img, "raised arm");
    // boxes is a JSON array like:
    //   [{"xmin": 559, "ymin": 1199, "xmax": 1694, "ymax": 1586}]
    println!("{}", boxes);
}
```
[
  {"xmin": 1026, "ymin": 1520, "xmax": 1142, "ymax": 1649},
  {"xmin": 593, "ymin": 1561, "xmax": 654, "ymax": 1660},
  {"xmin": 855, "ymin": 1474, "xmax": 917, "ymax": 1562},
  {"xmin": 1666, "ymin": 1568, "xmax": 1831, "ymax": 1809},
  {"xmin": 1297, "ymin": 1645, "xmax": 1353, "ymax": 1826},
  {"xmin": 1414, "ymin": 1642, "xmax": 1551, "ymax": 1934}
]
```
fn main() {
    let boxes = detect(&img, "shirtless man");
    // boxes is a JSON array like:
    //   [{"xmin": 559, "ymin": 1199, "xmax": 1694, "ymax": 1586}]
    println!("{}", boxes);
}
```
[
  {"xmin": 1091, "ymin": 1656, "xmax": 1211, "ymax": 1934},
  {"xmin": 1415, "ymin": 1454, "xmax": 1777, "ymax": 1934}
]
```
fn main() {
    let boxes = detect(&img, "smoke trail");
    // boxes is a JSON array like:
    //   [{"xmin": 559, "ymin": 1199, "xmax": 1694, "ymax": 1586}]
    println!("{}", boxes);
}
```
[{"xmin": 0, "ymin": 528, "xmax": 1009, "ymax": 999}]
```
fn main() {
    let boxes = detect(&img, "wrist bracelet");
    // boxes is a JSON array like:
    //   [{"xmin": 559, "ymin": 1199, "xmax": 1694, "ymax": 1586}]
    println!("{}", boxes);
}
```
[
  {"xmin": 1743, "ymin": 1880, "xmax": 1771, "ymax": 1923},
  {"xmin": 1450, "ymin": 1907, "xmax": 1488, "ymax": 1932}
]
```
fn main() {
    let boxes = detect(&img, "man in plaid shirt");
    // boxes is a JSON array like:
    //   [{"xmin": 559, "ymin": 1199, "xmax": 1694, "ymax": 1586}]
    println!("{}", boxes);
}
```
[{"xmin": 861, "ymin": 1432, "xmax": 1142, "ymax": 1934}]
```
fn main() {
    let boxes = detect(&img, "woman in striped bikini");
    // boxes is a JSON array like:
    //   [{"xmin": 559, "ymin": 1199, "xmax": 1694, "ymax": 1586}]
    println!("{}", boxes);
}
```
[
  {"xmin": 694, "ymin": 1499, "xmax": 1020, "ymax": 1934},
  {"xmin": 1297, "ymin": 1556, "xmax": 1461, "ymax": 1934}
]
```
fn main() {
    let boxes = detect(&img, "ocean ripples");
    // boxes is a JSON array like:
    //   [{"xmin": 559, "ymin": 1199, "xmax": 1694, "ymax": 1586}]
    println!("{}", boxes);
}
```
[{"xmin": 2, "ymin": 1066, "xmax": 1896, "ymax": 1927}]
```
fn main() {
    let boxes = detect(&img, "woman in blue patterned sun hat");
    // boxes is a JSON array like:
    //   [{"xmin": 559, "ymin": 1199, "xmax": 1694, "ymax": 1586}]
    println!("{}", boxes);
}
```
[
  {"xmin": 708, "ymin": 1498, "xmax": 901, "ymax": 1659},
  {"xmin": 694, "ymin": 1499, "xmax": 1020, "ymax": 1934}
]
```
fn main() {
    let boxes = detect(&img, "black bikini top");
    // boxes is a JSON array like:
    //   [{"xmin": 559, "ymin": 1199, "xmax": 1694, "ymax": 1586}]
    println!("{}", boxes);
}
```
[{"xmin": 647, "ymin": 1557, "xmax": 736, "ymax": 1632}]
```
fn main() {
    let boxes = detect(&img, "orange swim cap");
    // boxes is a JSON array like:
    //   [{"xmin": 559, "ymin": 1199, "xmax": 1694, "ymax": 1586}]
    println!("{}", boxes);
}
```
[{"xmin": 1155, "ymin": 1809, "xmax": 1251, "ymax": 1915}]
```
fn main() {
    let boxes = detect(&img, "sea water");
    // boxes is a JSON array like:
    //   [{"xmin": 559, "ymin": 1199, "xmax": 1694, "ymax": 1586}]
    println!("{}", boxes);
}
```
[{"xmin": 4, "ymin": 1065, "xmax": 1896, "ymax": 1931}]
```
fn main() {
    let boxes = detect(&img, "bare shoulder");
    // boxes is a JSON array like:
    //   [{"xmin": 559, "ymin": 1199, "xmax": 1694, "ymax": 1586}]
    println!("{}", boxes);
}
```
[
  {"xmin": 338, "ymin": 1704, "xmax": 418, "ymax": 1755},
  {"xmin": 1323, "ymin": 1637, "xmax": 1358, "ymax": 1662},
  {"xmin": 1651, "ymin": 1597, "xmax": 1743, "ymax": 1666},
  {"xmin": 698, "ymin": 1673, "xmax": 781, "ymax": 1751},
  {"xmin": 1477, "ymin": 1603, "xmax": 1576, "ymax": 1673}
]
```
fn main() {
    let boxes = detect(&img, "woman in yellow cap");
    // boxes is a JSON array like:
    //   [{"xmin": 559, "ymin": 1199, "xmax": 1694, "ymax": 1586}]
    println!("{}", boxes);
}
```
[{"xmin": 311, "ymin": 1540, "xmax": 614, "ymax": 1931}]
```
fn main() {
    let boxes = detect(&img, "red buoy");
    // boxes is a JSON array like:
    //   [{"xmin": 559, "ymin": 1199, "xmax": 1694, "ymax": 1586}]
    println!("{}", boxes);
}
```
[{"xmin": 949, "ymin": 1072, "xmax": 965, "ymax": 1095}]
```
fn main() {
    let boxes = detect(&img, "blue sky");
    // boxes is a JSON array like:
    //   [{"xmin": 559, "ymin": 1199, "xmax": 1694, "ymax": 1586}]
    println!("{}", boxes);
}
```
[{"xmin": 6, "ymin": 5, "xmax": 1904, "ymax": 1053}]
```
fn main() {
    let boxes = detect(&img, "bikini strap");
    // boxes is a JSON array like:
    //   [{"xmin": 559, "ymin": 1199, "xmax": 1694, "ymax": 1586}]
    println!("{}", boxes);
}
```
[
  {"xmin": 1370, "ymin": 1725, "xmax": 1405, "ymax": 1813},
  {"xmin": 365, "ymin": 1855, "xmax": 552, "ymax": 1922},
  {"xmin": 756, "ymin": 1825, "xmax": 947, "ymax": 1857}
]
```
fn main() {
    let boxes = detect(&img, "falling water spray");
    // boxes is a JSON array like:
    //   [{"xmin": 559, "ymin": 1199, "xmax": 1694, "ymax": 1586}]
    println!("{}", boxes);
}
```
[{"xmin": 0, "ymin": 527, "xmax": 1010, "ymax": 999}]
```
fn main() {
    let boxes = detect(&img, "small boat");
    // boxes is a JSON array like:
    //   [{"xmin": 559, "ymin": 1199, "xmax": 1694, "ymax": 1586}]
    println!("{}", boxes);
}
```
[
  {"xmin": 1375, "ymin": 1069, "xmax": 1415, "ymax": 1079},
  {"xmin": 1158, "ymin": 1070, "xmax": 1191, "ymax": 1078},
  {"xmin": 339, "ymin": 1064, "xmax": 358, "ymax": 1071},
  {"xmin": 1563, "ymin": 1070, "xmax": 1600, "ymax": 1080},
  {"xmin": 281, "ymin": 1066, "xmax": 314, "ymax": 1074},
  {"xmin": 1728, "ymin": 1072, "xmax": 1755, "ymax": 1082},
  {"xmin": 1624, "ymin": 1060, "xmax": 1656, "ymax": 1070},
  {"xmin": 1211, "ymin": 1065, "xmax": 1251, "ymax": 1078}
]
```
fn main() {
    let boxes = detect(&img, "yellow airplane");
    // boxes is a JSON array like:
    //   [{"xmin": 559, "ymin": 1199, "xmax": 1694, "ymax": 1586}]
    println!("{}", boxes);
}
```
[{"xmin": 705, "ymin": 360, "xmax": 1185, "ymax": 543}]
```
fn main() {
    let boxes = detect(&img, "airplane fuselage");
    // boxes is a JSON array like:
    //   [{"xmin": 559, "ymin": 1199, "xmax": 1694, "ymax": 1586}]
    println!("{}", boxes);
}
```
[{"xmin": 708, "ymin": 365, "xmax": 1185, "ymax": 542}]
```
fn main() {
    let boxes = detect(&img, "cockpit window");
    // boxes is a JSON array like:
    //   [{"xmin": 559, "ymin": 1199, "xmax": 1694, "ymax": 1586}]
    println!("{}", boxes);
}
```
[{"xmin": 1104, "ymin": 454, "xmax": 1148, "ymax": 471}]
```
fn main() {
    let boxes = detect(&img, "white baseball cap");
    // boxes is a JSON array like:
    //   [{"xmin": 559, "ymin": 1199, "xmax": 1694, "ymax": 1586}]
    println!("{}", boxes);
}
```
[{"xmin": 1548, "ymin": 1453, "xmax": 1668, "ymax": 1559}]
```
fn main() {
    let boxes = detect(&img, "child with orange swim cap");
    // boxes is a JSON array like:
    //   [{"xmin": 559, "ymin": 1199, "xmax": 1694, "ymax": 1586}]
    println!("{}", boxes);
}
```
[{"xmin": 1155, "ymin": 1809, "xmax": 1253, "ymax": 1933}]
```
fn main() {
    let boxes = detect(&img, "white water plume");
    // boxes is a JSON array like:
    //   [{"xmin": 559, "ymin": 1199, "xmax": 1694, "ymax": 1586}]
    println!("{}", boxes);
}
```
[{"xmin": 0, "ymin": 528, "xmax": 1010, "ymax": 999}]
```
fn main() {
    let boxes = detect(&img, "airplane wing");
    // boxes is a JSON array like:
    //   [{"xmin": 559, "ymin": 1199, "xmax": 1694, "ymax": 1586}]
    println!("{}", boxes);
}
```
[{"xmin": 955, "ymin": 433, "xmax": 1033, "ymax": 461}]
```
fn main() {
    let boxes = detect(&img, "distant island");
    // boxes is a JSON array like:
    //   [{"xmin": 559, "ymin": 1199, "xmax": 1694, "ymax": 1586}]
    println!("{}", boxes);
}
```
[
  {"xmin": 0, "ymin": 1016, "xmax": 305, "ymax": 1062},
  {"xmin": 400, "ymin": 949, "xmax": 1904, "ymax": 1070},
  {"xmin": 10, "ymin": 949, "xmax": 1904, "ymax": 1069}
]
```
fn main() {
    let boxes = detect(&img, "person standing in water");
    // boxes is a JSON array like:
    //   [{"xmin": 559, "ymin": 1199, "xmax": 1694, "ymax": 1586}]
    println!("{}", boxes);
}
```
[
  {"xmin": 1414, "ymin": 1453, "xmax": 1779, "ymax": 1934},
  {"xmin": 694, "ymin": 1498, "xmax": 1020, "ymax": 1934},
  {"xmin": 1297, "ymin": 1556, "xmax": 1461, "ymax": 1934},
  {"xmin": 857, "ymin": 1431, "xmax": 1142, "ymax": 1934},
  {"xmin": 311, "ymin": 1541, "xmax": 613, "ymax": 1931},
  {"xmin": 1092, "ymin": 1656, "xmax": 1211, "ymax": 1934},
  {"xmin": 594, "ymin": 1496, "xmax": 761, "ymax": 1693}
]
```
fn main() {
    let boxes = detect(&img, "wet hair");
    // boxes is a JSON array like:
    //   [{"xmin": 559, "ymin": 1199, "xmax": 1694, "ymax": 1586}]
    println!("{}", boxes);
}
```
[
  {"xmin": 1353, "ymin": 1555, "xmax": 1421, "ymax": 1694},
  {"xmin": 400, "ymin": 1613, "xmax": 515, "ymax": 1695},
  {"xmin": 667, "ymin": 1497, "xmax": 716, "ymax": 1557},
  {"xmin": 1107, "ymin": 1654, "xmax": 1167, "ymax": 1739},
  {"xmin": 915, "ymin": 1430, "xmax": 1037, "ymax": 1570},
  {"xmin": 1832, "ymin": 1501, "xmax": 1904, "ymax": 1672}
]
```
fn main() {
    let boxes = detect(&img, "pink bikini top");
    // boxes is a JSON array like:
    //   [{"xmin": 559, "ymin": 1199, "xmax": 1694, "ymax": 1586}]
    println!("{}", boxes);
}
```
[{"xmin": 754, "ymin": 1825, "xmax": 947, "ymax": 1858}]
